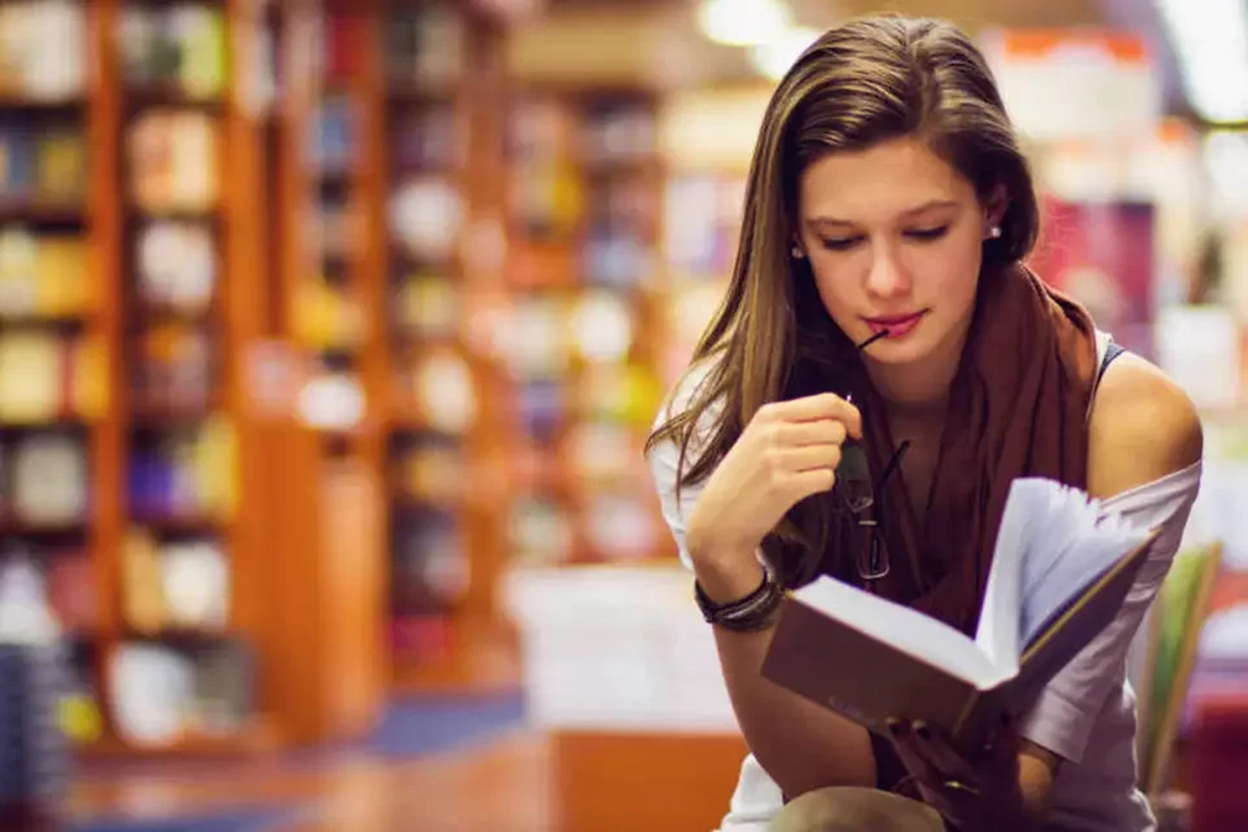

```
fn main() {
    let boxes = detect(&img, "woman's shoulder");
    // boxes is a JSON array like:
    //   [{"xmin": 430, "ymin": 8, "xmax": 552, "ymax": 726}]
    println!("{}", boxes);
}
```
[{"xmin": 1086, "ymin": 344, "xmax": 1203, "ymax": 501}]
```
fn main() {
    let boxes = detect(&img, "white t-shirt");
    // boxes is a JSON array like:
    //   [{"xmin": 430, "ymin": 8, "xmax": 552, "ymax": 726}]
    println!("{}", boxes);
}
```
[{"xmin": 646, "ymin": 337, "xmax": 1202, "ymax": 832}]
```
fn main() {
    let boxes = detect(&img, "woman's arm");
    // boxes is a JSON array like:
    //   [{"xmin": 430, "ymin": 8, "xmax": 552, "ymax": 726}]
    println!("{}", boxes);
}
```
[
  {"xmin": 648, "ymin": 401, "xmax": 878, "ymax": 800},
  {"xmin": 694, "ymin": 554, "xmax": 879, "ymax": 797},
  {"xmin": 1016, "ymin": 353, "xmax": 1204, "ymax": 805}
]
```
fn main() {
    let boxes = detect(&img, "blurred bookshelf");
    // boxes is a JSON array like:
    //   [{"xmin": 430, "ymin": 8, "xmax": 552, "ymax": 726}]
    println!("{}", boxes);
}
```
[
  {"xmin": 371, "ymin": 2, "xmax": 515, "ymax": 694},
  {"xmin": 0, "ymin": 0, "xmax": 757, "ymax": 739},
  {"xmin": 102, "ymin": 0, "xmax": 269, "ymax": 756},
  {"xmin": 0, "ymin": 0, "xmax": 320, "ymax": 760},
  {"xmin": 377, "ymin": 2, "xmax": 473, "ymax": 688},
  {"xmin": 503, "ymin": 88, "xmax": 669, "ymax": 571},
  {"xmin": 247, "ymin": 0, "xmax": 391, "ymax": 742},
  {"xmin": 373, "ymin": 31, "xmax": 762, "ymax": 693},
  {"xmin": 0, "ymin": 0, "xmax": 112, "ymax": 757}
]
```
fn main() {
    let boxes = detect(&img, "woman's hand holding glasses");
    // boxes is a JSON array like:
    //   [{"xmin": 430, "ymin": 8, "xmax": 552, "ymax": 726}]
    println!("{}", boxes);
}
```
[{"xmin": 686, "ymin": 392, "xmax": 862, "ymax": 600}]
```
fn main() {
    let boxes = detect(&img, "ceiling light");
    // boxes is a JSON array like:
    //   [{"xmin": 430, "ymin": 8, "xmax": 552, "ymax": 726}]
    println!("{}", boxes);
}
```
[
  {"xmin": 1155, "ymin": 0, "xmax": 1248, "ymax": 123},
  {"xmin": 750, "ymin": 26, "xmax": 819, "ymax": 81},
  {"xmin": 697, "ymin": 0, "xmax": 793, "ymax": 48}
]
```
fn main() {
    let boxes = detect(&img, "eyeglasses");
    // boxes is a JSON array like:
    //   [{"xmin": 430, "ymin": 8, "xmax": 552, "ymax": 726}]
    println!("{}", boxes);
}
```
[
  {"xmin": 837, "ymin": 434, "xmax": 909, "ymax": 582},
  {"xmin": 835, "ymin": 328, "xmax": 910, "ymax": 583}
]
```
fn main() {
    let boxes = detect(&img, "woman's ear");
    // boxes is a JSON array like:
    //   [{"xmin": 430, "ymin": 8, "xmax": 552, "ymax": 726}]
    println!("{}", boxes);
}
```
[
  {"xmin": 790, "ymin": 231, "xmax": 807, "ymax": 259},
  {"xmin": 983, "ymin": 185, "xmax": 1009, "ymax": 233}
]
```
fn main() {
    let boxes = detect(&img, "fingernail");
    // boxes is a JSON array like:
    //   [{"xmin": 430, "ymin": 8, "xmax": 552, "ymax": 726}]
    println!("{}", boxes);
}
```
[
  {"xmin": 886, "ymin": 718, "xmax": 902, "ymax": 735},
  {"xmin": 914, "ymin": 722, "xmax": 930, "ymax": 740}
]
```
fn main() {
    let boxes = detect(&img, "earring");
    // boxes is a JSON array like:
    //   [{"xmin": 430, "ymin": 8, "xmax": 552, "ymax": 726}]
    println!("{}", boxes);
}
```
[
  {"xmin": 791, "ymin": 244, "xmax": 804, "ymax": 259},
  {"xmin": 988, "ymin": 226, "xmax": 1002, "ymax": 239}
]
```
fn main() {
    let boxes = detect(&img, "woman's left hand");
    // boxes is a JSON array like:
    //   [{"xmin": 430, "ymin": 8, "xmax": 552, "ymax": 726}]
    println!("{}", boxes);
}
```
[{"xmin": 887, "ymin": 714, "xmax": 1028, "ymax": 832}]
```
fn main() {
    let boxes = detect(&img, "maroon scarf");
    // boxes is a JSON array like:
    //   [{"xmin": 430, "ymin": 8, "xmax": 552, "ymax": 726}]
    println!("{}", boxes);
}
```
[{"xmin": 845, "ymin": 265, "xmax": 1100, "ymax": 635}]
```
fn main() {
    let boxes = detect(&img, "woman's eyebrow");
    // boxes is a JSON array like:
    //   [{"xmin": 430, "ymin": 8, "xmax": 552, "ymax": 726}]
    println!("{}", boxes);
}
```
[{"xmin": 805, "ymin": 199, "xmax": 960, "ymax": 226}]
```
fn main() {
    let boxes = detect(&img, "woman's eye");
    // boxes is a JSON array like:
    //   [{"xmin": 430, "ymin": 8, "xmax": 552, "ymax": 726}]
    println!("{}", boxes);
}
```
[
  {"xmin": 820, "ymin": 237, "xmax": 862, "ymax": 251},
  {"xmin": 906, "ymin": 226, "xmax": 949, "ymax": 242}
]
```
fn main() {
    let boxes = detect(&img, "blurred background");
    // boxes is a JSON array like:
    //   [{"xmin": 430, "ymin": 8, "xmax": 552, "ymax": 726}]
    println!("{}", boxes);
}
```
[{"xmin": 0, "ymin": 0, "xmax": 1244, "ymax": 830}]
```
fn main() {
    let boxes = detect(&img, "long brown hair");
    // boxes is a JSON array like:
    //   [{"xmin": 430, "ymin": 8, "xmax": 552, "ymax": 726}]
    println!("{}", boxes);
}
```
[{"xmin": 647, "ymin": 15, "xmax": 1042, "ymax": 586}]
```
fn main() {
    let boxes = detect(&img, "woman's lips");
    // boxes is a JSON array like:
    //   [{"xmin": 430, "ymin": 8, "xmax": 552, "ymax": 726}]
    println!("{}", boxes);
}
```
[{"xmin": 863, "ymin": 311, "xmax": 926, "ymax": 338}]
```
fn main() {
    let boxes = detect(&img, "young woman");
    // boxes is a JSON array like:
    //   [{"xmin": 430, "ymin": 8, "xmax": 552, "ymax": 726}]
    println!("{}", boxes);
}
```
[{"xmin": 646, "ymin": 15, "xmax": 1203, "ymax": 832}]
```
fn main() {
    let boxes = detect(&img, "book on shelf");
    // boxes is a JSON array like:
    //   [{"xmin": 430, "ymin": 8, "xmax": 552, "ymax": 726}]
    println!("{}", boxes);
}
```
[
  {"xmin": 128, "ymin": 111, "xmax": 220, "ymax": 213},
  {"xmin": 0, "ymin": 228, "xmax": 90, "ymax": 319},
  {"xmin": 108, "ymin": 638, "xmax": 256, "ymax": 747},
  {"xmin": 118, "ymin": 3, "xmax": 226, "ymax": 99},
  {"xmin": 386, "ymin": 5, "xmax": 465, "ymax": 90},
  {"xmin": 128, "ymin": 420, "xmax": 236, "ymax": 523},
  {"xmin": 762, "ymin": 477, "xmax": 1162, "ymax": 746},
  {"xmin": 133, "ymin": 323, "xmax": 214, "ymax": 414},
  {"xmin": 0, "ymin": 0, "xmax": 86, "ymax": 102},
  {"xmin": 136, "ymin": 221, "xmax": 216, "ymax": 315},
  {"xmin": 390, "ymin": 105, "xmax": 459, "ymax": 171},
  {"xmin": 0, "ymin": 128, "xmax": 87, "ymax": 208},
  {"xmin": 6, "ymin": 432, "xmax": 88, "ymax": 526},
  {"xmin": 0, "ymin": 331, "xmax": 100, "ymax": 424}
]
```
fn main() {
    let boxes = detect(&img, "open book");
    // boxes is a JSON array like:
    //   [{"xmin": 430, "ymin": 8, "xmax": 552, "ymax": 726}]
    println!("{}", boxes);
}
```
[{"xmin": 761, "ymin": 477, "xmax": 1161, "ymax": 746}]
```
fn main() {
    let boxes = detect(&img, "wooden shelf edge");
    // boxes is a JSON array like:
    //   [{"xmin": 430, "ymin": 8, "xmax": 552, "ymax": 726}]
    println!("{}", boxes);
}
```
[
  {"xmin": 0, "ymin": 520, "xmax": 88, "ymax": 538},
  {"xmin": 118, "ymin": 624, "xmax": 233, "ymax": 642},
  {"xmin": 0, "ymin": 95, "xmax": 85, "ymax": 112},
  {"xmin": 128, "ymin": 514, "xmax": 227, "ymax": 534},
  {"xmin": 0, "ymin": 201, "xmax": 87, "ymax": 223},
  {"xmin": 78, "ymin": 717, "xmax": 281, "ymax": 760}
]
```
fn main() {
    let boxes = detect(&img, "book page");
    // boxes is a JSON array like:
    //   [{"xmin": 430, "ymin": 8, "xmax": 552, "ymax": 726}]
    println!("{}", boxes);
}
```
[
  {"xmin": 1018, "ymin": 483, "xmax": 1091, "ymax": 603},
  {"xmin": 974, "ymin": 478, "xmax": 1042, "ymax": 672},
  {"xmin": 1018, "ymin": 482, "xmax": 1151, "ymax": 648},
  {"xmin": 791, "ymin": 577, "xmax": 1006, "ymax": 688}
]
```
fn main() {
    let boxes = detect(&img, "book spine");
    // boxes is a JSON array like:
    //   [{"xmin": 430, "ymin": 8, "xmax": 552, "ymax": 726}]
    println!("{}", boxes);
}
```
[{"xmin": 951, "ymin": 684, "xmax": 1015, "ymax": 748}]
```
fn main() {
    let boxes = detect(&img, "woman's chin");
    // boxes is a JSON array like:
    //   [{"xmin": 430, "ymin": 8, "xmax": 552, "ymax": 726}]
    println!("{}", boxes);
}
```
[
  {"xmin": 859, "ymin": 330, "xmax": 934, "ymax": 364},
  {"xmin": 863, "ymin": 343, "xmax": 927, "ymax": 365}
]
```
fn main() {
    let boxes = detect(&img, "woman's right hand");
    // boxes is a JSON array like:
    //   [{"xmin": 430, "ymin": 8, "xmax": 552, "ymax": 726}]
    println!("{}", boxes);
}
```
[{"xmin": 685, "ymin": 392, "xmax": 861, "ymax": 586}]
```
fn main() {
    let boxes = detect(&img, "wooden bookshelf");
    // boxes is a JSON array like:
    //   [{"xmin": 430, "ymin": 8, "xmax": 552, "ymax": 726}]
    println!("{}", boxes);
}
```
[
  {"xmin": 375, "ymin": 80, "xmax": 680, "ymax": 697},
  {"xmin": 364, "ymin": 18, "xmax": 697, "ymax": 695},
  {"xmin": 0, "ymin": 0, "xmax": 304, "ymax": 759},
  {"xmin": 78, "ymin": 0, "xmax": 398, "ymax": 755},
  {"xmin": 0, "ymin": 0, "xmax": 526, "ymax": 758},
  {"xmin": 334, "ymin": 1, "xmax": 518, "ymax": 695},
  {"xmin": 91, "ymin": 0, "xmax": 280, "ymax": 757},
  {"xmin": 501, "ymin": 86, "xmax": 670, "ymax": 569},
  {"xmin": 249, "ymin": 0, "xmax": 391, "ymax": 744},
  {"xmin": 0, "ymin": 0, "xmax": 114, "ymax": 755}
]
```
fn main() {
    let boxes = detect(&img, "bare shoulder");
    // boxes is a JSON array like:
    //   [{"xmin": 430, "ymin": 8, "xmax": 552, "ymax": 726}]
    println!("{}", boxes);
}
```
[{"xmin": 1086, "ymin": 351, "xmax": 1203, "ymax": 500}]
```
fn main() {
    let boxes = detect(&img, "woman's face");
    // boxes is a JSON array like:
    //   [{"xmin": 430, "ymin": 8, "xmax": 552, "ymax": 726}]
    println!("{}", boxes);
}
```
[{"xmin": 796, "ymin": 136, "xmax": 1000, "ymax": 366}]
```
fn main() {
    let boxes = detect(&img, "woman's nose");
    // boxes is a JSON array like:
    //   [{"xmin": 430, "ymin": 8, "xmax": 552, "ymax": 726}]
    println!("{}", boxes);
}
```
[{"xmin": 864, "ymin": 246, "xmax": 912, "ymax": 299}]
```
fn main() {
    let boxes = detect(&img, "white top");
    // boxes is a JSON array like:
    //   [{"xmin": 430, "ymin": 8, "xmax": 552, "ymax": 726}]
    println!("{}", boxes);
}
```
[{"xmin": 646, "ymin": 338, "xmax": 1202, "ymax": 832}]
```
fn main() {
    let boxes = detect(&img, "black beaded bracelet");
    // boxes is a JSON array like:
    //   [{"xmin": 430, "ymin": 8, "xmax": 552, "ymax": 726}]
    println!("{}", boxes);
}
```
[{"xmin": 694, "ymin": 566, "xmax": 785, "ymax": 632}]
